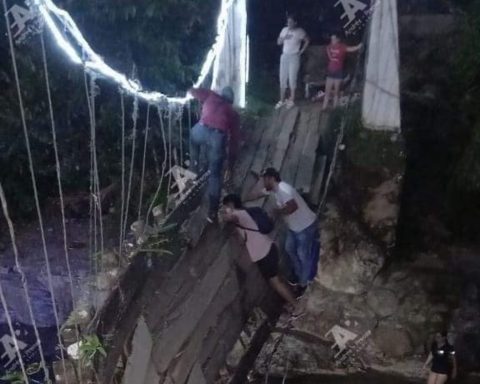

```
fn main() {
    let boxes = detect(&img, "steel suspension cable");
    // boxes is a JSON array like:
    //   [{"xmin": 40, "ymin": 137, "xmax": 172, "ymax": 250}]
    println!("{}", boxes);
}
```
[{"xmin": 137, "ymin": 104, "xmax": 151, "ymax": 220}]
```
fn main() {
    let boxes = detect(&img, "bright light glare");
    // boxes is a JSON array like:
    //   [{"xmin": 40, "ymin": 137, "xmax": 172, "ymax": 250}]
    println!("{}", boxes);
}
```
[{"xmin": 34, "ymin": 0, "xmax": 239, "ymax": 105}]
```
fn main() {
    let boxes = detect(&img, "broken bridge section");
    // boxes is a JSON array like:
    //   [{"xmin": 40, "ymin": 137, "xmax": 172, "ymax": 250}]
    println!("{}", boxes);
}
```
[{"xmin": 86, "ymin": 103, "xmax": 332, "ymax": 384}]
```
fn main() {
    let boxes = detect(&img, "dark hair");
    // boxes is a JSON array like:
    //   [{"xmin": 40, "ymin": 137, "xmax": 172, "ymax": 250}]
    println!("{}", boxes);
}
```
[
  {"xmin": 287, "ymin": 13, "xmax": 298, "ymax": 23},
  {"xmin": 223, "ymin": 194, "xmax": 243, "ymax": 209},
  {"xmin": 261, "ymin": 167, "xmax": 281, "ymax": 182}
]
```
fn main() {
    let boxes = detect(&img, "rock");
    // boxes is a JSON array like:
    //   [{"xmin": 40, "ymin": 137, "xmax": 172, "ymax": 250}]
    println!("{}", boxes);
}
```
[
  {"xmin": 317, "ymin": 203, "xmax": 385, "ymax": 294},
  {"xmin": 367, "ymin": 288, "xmax": 398, "ymax": 318},
  {"xmin": 373, "ymin": 326, "xmax": 414, "ymax": 358},
  {"xmin": 362, "ymin": 178, "xmax": 400, "ymax": 246}
]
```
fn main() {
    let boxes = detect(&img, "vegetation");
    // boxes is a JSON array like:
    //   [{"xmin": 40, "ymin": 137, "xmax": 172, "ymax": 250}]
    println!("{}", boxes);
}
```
[{"xmin": 0, "ymin": 0, "xmax": 218, "ymax": 217}]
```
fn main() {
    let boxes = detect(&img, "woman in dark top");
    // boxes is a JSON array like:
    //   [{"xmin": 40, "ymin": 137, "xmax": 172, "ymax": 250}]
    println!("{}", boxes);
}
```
[{"xmin": 423, "ymin": 331, "xmax": 457, "ymax": 383}]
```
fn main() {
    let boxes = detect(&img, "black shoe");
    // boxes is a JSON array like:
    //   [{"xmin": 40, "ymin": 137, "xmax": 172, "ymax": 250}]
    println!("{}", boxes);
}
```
[{"xmin": 294, "ymin": 285, "xmax": 308, "ymax": 299}]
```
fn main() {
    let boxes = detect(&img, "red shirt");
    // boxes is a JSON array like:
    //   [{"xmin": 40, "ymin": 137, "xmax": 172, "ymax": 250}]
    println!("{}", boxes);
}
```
[
  {"xmin": 190, "ymin": 88, "xmax": 240, "ymax": 162},
  {"xmin": 327, "ymin": 43, "xmax": 347, "ymax": 73}
]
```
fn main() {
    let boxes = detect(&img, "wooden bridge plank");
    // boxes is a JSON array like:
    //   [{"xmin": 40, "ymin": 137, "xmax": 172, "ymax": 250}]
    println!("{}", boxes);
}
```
[
  {"xmin": 151, "ymin": 240, "xmax": 238, "ymax": 373},
  {"xmin": 167, "ymin": 271, "xmax": 239, "ymax": 384},
  {"xmin": 144, "ymin": 227, "xmax": 228, "ymax": 333},
  {"xmin": 294, "ymin": 108, "xmax": 323, "ymax": 194},
  {"xmin": 282, "ymin": 107, "xmax": 313, "ymax": 185},
  {"xmin": 309, "ymin": 155, "xmax": 327, "ymax": 205},
  {"xmin": 269, "ymin": 106, "xmax": 299, "ymax": 171}
]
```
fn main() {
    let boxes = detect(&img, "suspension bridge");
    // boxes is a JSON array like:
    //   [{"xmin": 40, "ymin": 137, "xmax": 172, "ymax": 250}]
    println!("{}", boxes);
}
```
[{"xmin": 0, "ymin": 0, "xmax": 400, "ymax": 383}]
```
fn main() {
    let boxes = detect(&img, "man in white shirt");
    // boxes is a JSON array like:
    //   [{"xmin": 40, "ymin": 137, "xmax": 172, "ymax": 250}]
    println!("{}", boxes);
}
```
[
  {"xmin": 276, "ymin": 15, "xmax": 310, "ymax": 109},
  {"xmin": 249, "ymin": 168, "xmax": 319, "ymax": 288}
]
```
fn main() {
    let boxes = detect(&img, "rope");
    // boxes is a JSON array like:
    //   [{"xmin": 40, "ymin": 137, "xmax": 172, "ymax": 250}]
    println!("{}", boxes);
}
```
[
  {"xmin": 2, "ymin": 0, "xmax": 69, "ymax": 379},
  {"xmin": 88, "ymin": 76, "xmax": 105, "ymax": 265},
  {"xmin": 166, "ymin": 108, "xmax": 173, "ymax": 197},
  {"xmin": 119, "ymin": 91, "xmax": 126, "ymax": 258},
  {"xmin": 0, "ymin": 279, "xmax": 29, "ymax": 382},
  {"xmin": 122, "ymin": 96, "xmax": 139, "ymax": 246},
  {"xmin": 0, "ymin": 183, "xmax": 49, "ymax": 381},
  {"xmin": 137, "ymin": 104, "xmax": 151, "ymax": 220},
  {"xmin": 179, "ymin": 108, "xmax": 184, "ymax": 167},
  {"xmin": 145, "ymin": 107, "xmax": 168, "ymax": 227},
  {"xmin": 84, "ymin": 73, "xmax": 98, "ymax": 280},
  {"xmin": 40, "ymin": 31, "xmax": 81, "ymax": 379}
]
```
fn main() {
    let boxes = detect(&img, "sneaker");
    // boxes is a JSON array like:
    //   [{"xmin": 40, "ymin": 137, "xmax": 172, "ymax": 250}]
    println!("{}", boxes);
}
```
[
  {"xmin": 285, "ymin": 100, "xmax": 295, "ymax": 109},
  {"xmin": 275, "ymin": 101, "xmax": 284, "ymax": 109},
  {"xmin": 287, "ymin": 279, "xmax": 299, "ymax": 287},
  {"xmin": 294, "ymin": 285, "xmax": 308, "ymax": 299}
]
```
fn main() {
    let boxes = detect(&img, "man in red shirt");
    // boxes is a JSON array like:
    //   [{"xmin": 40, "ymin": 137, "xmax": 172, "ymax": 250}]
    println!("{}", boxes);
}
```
[
  {"xmin": 323, "ymin": 33, "xmax": 362, "ymax": 110},
  {"xmin": 188, "ymin": 86, "xmax": 240, "ymax": 222}
]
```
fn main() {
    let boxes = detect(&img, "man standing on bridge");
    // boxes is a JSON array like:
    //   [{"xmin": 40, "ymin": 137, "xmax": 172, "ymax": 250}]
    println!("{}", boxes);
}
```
[
  {"xmin": 248, "ymin": 168, "xmax": 319, "ymax": 290},
  {"xmin": 189, "ymin": 87, "xmax": 240, "ymax": 223}
]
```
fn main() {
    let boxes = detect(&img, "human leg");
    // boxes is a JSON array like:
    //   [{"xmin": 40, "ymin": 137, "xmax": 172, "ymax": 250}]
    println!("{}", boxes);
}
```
[
  {"xmin": 296, "ymin": 222, "xmax": 319, "ymax": 286},
  {"xmin": 308, "ymin": 224, "xmax": 320, "ymax": 282},
  {"xmin": 256, "ymin": 245, "xmax": 297, "ymax": 307},
  {"xmin": 189, "ymin": 122, "xmax": 207, "ymax": 174},
  {"xmin": 323, "ymin": 77, "xmax": 334, "ymax": 110},
  {"xmin": 435, "ymin": 374, "xmax": 448, "ymax": 384},
  {"xmin": 285, "ymin": 230, "xmax": 302, "ymax": 284},
  {"xmin": 206, "ymin": 129, "xmax": 226, "ymax": 217},
  {"xmin": 278, "ymin": 54, "xmax": 288, "ymax": 106},
  {"xmin": 288, "ymin": 54, "xmax": 301, "ymax": 103},
  {"xmin": 269, "ymin": 276, "xmax": 297, "ymax": 307},
  {"xmin": 427, "ymin": 372, "xmax": 437, "ymax": 384},
  {"xmin": 333, "ymin": 79, "xmax": 342, "ymax": 108}
]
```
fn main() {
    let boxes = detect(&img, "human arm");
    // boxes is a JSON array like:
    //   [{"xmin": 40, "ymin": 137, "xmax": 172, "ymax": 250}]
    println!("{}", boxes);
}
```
[
  {"xmin": 346, "ymin": 43, "xmax": 363, "ymax": 53},
  {"xmin": 300, "ymin": 31, "xmax": 310, "ymax": 54},
  {"xmin": 188, "ymin": 88, "xmax": 213, "ymax": 103},
  {"xmin": 277, "ymin": 27, "xmax": 288, "ymax": 46},
  {"xmin": 422, "ymin": 353, "xmax": 432, "ymax": 370},
  {"xmin": 274, "ymin": 199, "xmax": 298, "ymax": 216}
]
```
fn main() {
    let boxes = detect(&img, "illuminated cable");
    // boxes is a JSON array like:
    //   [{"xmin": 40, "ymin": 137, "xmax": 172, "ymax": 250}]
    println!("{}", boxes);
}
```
[{"xmin": 32, "ymin": 0, "xmax": 236, "ymax": 105}]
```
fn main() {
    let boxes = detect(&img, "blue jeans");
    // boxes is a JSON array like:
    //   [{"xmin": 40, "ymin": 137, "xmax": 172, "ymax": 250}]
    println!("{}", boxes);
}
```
[
  {"xmin": 285, "ymin": 221, "xmax": 320, "ymax": 286},
  {"xmin": 190, "ymin": 122, "xmax": 226, "ymax": 214}
]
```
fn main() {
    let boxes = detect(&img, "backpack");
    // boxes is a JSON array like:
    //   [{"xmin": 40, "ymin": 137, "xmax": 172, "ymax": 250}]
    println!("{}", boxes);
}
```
[{"xmin": 237, "ymin": 207, "xmax": 274, "ymax": 234}]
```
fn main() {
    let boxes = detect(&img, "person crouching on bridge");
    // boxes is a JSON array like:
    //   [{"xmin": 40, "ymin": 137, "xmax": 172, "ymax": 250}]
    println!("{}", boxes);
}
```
[
  {"xmin": 189, "ymin": 87, "xmax": 240, "ymax": 223},
  {"xmin": 250, "ymin": 168, "xmax": 319, "ymax": 293},
  {"xmin": 221, "ymin": 194, "xmax": 300, "ymax": 314}
]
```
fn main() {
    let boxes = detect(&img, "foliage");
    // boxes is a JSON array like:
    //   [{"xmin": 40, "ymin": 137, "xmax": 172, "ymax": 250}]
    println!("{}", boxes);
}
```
[
  {"xmin": 79, "ymin": 334, "xmax": 107, "ymax": 367},
  {"xmin": 0, "ymin": 0, "xmax": 218, "ymax": 217},
  {"xmin": 0, "ymin": 363, "xmax": 48, "ymax": 384}
]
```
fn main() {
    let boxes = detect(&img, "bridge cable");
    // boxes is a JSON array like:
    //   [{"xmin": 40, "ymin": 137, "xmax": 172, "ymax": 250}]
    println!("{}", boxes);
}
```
[
  {"xmin": 144, "ymin": 107, "xmax": 169, "ymax": 227},
  {"xmin": 0, "ymin": 183, "xmax": 50, "ymax": 381},
  {"xmin": 137, "ymin": 104, "xmax": 151, "ymax": 220},
  {"xmin": 119, "ymin": 92, "xmax": 126, "ymax": 258},
  {"xmin": 2, "ymin": 0, "xmax": 70, "ymax": 379},
  {"xmin": 122, "ymin": 97, "xmax": 139, "ymax": 250},
  {"xmin": 40, "ymin": 30, "xmax": 82, "ymax": 380}
]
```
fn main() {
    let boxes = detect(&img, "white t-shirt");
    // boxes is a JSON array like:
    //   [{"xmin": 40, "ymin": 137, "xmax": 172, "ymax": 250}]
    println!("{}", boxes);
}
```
[
  {"xmin": 272, "ymin": 181, "xmax": 316, "ymax": 232},
  {"xmin": 279, "ymin": 27, "xmax": 307, "ymax": 55}
]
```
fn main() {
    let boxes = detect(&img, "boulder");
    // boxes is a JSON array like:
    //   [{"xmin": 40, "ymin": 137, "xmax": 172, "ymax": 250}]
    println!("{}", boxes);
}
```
[
  {"xmin": 318, "ymin": 203, "xmax": 385, "ymax": 294},
  {"xmin": 373, "ymin": 326, "xmax": 414, "ymax": 358},
  {"xmin": 367, "ymin": 288, "xmax": 399, "ymax": 318}
]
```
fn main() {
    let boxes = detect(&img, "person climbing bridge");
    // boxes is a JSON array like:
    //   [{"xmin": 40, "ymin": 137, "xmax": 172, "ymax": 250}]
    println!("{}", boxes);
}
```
[
  {"xmin": 276, "ymin": 14, "xmax": 310, "ymax": 110},
  {"xmin": 423, "ymin": 331, "xmax": 457, "ymax": 384},
  {"xmin": 220, "ymin": 194, "xmax": 301, "ymax": 314},
  {"xmin": 323, "ymin": 32, "xmax": 362, "ymax": 110},
  {"xmin": 247, "ymin": 168, "xmax": 320, "ymax": 292},
  {"xmin": 188, "ymin": 86, "xmax": 240, "ymax": 223}
]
